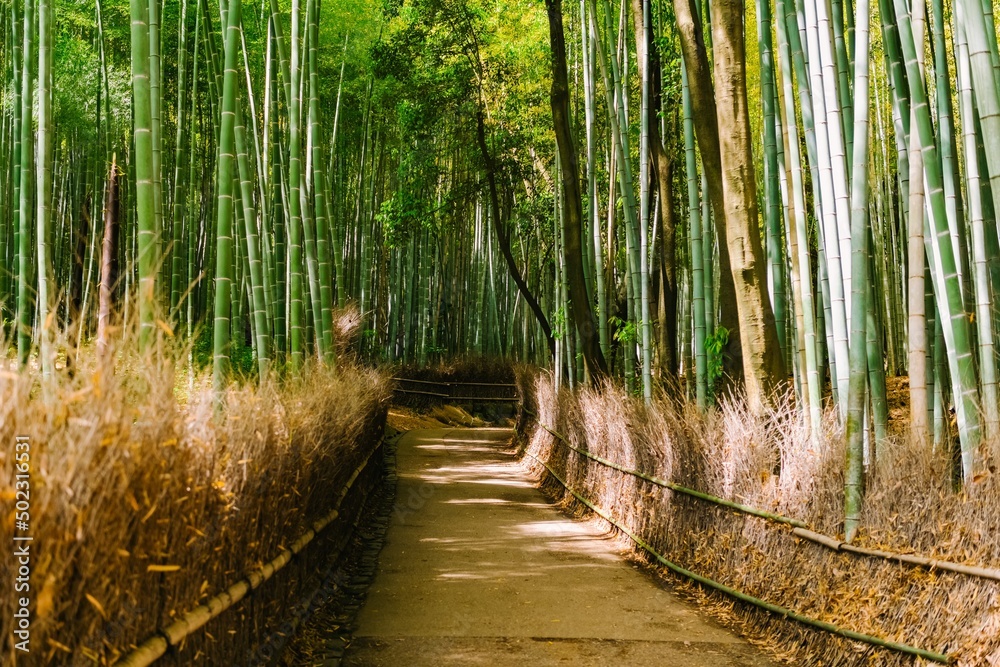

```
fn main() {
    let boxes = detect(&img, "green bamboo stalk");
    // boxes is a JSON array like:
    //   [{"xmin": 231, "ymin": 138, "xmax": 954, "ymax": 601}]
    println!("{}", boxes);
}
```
[
  {"xmin": 830, "ymin": 0, "xmax": 853, "ymax": 157},
  {"xmin": 798, "ymin": 0, "xmax": 850, "ymax": 412},
  {"xmin": 170, "ymin": 0, "xmax": 190, "ymax": 317},
  {"xmin": 638, "ymin": 0, "xmax": 652, "ymax": 401},
  {"xmin": 300, "ymin": 189, "xmax": 324, "ymax": 356},
  {"xmin": 298, "ymin": 60, "xmax": 324, "ymax": 362},
  {"xmin": 591, "ymin": 0, "xmax": 641, "ymax": 343},
  {"xmin": 201, "ymin": 0, "xmax": 221, "ymax": 112},
  {"xmin": 35, "ymin": 0, "xmax": 54, "ymax": 378},
  {"xmin": 757, "ymin": 0, "xmax": 785, "ymax": 367},
  {"xmin": 897, "ymin": 0, "xmax": 983, "ymax": 480},
  {"xmin": 267, "ymin": 18, "xmax": 287, "ymax": 365},
  {"xmin": 844, "ymin": 1, "xmax": 872, "ymax": 544},
  {"xmin": 185, "ymin": 0, "xmax": 202, "ymax": 352},
  {"xmin": 955, "ymin": 15, "xmax": 1000, "ymax": 438},
  {"xmin": 786, "ymin": 0, "xmax": 836, "ymax": 392},
  {"xmin": 330, "ymin": 48, "xmax": 347, "ymax": 310},
  {"xmin": 866, "ymin": 254, "xmax": 889, "ymax": 445},
  {"xmin": 307, "ymin": 0, "xmax": 334, "ymax": 363},
  {"xmin": 1, "ymin": 7, "xmax": 14, "ymax": 323},
  {"xmin": 211, "ymin": 0, "xmax": 242, "ymax": 392},
  {"xmin": 148, "ymin": 0, "xmax": 163, "ymax": 288},
  {"xmin": 258, "ymin": 23, "xmax": 277, "ymax": 343},
  {"xmin": 681, "ymin": 59, "xmax": 707, "ymax": 410},
  {"xmin": 8, "ymin": 0, "xmax": 21, "ymax": 333},
  {"xmin": 235, "ymin": 91, "xmax": 272, "ymax": 377},
  {"xmin": 15, "ymin": 0, "xmax": 32, "ymax": 365},
  {"xmin": 130, "ymin": 0, "xmax": 158, "ymax": 353},
  {"xmin": 931, "ymin": 0, "xmax": 969, "ymax": 315},
  {"xmin": 582, "ymin": 0, "xmax": 608, "ymax": 360},
  {"xmin": 776, "ymin": 0, "xmax": 822, "ymax": 439},
  {"xmin": 976, "ymin": 0, "xmax": 1000, "ymax": 90},
  {"xmin": 287, "ymin": 0, "xmax": 305, "ymax": 372}
]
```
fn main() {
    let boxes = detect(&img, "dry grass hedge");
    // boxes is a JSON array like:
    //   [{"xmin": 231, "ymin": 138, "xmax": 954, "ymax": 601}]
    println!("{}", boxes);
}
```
[
  {"xmin": 0, "ymin": 351, "xmax": 389, "ymax": 666},
  {"xmin": 518, "ymin": 372, "xmax": 1000, "ymax": 666}
]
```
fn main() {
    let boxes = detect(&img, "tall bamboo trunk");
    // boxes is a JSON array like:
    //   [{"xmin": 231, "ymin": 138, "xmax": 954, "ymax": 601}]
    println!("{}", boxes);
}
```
[
  {"xmin": 16, "ymin": 0, "xmax": 33, "ymax": 366},
  {"xmin": 671, "ymin": 0, "xmax": 746, "ymax": 386},
  {"xmin": 35, "ymin": 0, "xmax": 54, "ymax": 378},
  {"xmin": 711, "ymin": 0, "xmax": 786, "ymax": 410},
  {"xmin": 546, "ymin": 0, "xmax": 608, "ymax": 381},
  {"xmin": 130, "ymin": 0, "xmax": 157, "ymax": 352},
  {"xmin": 211, "ymin": 0, "xmax": 242, "ymax": 392},
  {"xmin": 845, "ymin": 1, "xmax": 873, "ymax": 543}
]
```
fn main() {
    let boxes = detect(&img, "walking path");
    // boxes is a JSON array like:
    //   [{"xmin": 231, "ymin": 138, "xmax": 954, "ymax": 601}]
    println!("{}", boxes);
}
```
[{"xmin": 343, "ymin": 427, "xmax": 776, "ymax": 667}]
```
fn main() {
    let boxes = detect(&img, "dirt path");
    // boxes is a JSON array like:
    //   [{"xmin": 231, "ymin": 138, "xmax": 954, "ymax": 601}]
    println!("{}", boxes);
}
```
[{"xmin": 343, "ymin": 428, "xmax": 776, "ymax": 667}]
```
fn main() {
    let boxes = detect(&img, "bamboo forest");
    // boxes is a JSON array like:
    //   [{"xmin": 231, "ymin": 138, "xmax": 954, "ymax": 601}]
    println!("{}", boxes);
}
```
[{"xmin": 6, "ymin": 0, "xmax": 1000, "ymax": 663}]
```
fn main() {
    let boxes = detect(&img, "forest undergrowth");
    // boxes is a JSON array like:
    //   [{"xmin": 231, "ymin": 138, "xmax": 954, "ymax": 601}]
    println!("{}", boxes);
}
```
[
  {"xmin": 0, "ymin": 324, "xmax": 390, "ymax": 666},
  {"xmin": 516, "ymin": 370, "xmax": 1000, "ymax": 666}
]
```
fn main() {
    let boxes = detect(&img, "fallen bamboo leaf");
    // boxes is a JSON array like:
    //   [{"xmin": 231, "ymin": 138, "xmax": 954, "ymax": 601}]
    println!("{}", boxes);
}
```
[
  {"xmin": 141, "ymin": 501, "xmax": 158, "ymax": 523},
  {"xmin": 147, "ymin": 564, "xmax": 181, "ymax": 573},
  {"xmin": 46, "ymin": 639, "xmax": 72, "ymax": 653},
  {"xmin": 85, "ymin": 593, "xmax": 108, "ymax": 620},
  {"xmin": 36, "ymin": 575, "xmax": 57, "ymax": 619}
]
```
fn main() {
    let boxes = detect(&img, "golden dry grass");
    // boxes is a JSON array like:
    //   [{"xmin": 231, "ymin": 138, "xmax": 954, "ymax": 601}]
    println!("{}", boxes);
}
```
[
  {"xmin": 518, "ymin": 373, "xmax": 1000, "ymax": 666},
  {"xmin": 0, "ymin": 336, "xmax": 390, "ymax": 665}
]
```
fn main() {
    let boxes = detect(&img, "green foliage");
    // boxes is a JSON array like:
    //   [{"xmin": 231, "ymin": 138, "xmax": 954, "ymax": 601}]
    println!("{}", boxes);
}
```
[
  {"xmin": 368, "ymin": 0, "xmax": 555, "ymax": 259},
  {"xmin": 54, "ymin": 31, "xmax": 101, "ymax": 139},
  {"xmin": 377, "ymin": 192, "xmax": 429, "ymax": 245},
  {"xmin": 653, "ymin": 1, "xmax": 682, "ymax": 120},
  {"xmin": 230, "ymin": 339, "xmax": 257, "ymax": 377},
  {"xmin": 610, "ymin": 316, "xmax": 638, "ymax": 345},
  {"xmin": 192, "ymin": 325, "xmax": 214, "ymax": 370},
  {"xmin": 705, "ymin": 326, "xmax": 729, "ymax": 400},
  {"xmin": 191, "ymin": 324, "xmax": 253, "ymax": 377},
  {"xmin": 512, "ymin": 188, "xmax": 554, "ymax": 239},
  {"xmin": 552, "ymin": 307, "xmax": 567, "ymax": 340}
]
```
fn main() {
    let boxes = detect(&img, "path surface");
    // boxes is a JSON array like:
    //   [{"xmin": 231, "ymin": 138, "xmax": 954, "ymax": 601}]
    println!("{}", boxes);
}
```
[{"xmin": 343, "ymin": 428, "xmax": 776, "ymax": 667}]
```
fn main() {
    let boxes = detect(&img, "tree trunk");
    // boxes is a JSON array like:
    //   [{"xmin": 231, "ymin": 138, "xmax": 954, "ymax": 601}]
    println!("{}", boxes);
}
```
[
  {"xmin": 631, "ymin": 0, "xmax": 677, "ymax": 381},
  {"xmin": 476, "ymin": 110, "xmax": 557, "ymax": 359},
  {"xmin": 545, "ymin": 0, "xmax": 608, "ymax": 380},
  {"xmin": 710, "ymin": 0, "xmax": 786, "ymax": 409},
  {"xmin": 671, "ymin": 0, "xmax": 744, "ymax": 384}
]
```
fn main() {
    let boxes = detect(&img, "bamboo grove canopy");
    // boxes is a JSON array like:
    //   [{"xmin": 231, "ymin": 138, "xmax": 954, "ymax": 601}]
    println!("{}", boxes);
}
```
[{"xmin": 3, "ymin": 0, "xmax": 1000, "ymax": 536}]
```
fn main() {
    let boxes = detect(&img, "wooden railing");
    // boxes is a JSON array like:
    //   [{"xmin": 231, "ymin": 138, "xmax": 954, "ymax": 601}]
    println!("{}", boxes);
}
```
[{"xmin": 391, "ymin": 377, "xmax": 519, "ymax": 403}]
